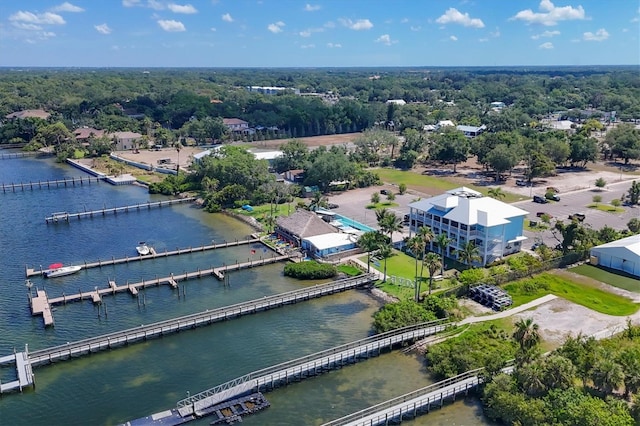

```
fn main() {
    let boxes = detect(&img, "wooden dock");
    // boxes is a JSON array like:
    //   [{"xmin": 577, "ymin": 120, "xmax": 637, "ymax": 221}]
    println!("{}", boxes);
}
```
[
  {"xmin": 44, "ymin": 197, "xmax": 195, "ymax": 223},
  {"xmin": 26, "ymin": 237, "xmax": 261, "ymax": 277},
  {"xmin": 30, "ymin": 253, "xmax": 298, "ymax": 324},
  {"xmin": 0, "ymin": 350, "xmax": 35, "ymax": 394},
  {"xmin": 1, "ymin": 176, "xmax": 105, "ymax": 192}
]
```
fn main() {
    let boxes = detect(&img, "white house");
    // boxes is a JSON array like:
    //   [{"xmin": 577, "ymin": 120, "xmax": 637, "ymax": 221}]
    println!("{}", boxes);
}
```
[
  {"xmin": 456, "ymin": 124, "xmax": 487, "ymax": 138},
  {"xmin": 590, "ymin": 235, "xmax": 640, "ymax": 278},
  {"xmin": 386, "ymin": 99, "xmax": 406, "ymax": 106},
  {"xmin": 109, "ymin": 131, "xmax": 142, "ymax": 151},
  {"xmin": 408, "ymin": 187, "xmax": 529, "ymax": 266},
  {"xmin": 223, "ymin": 118, "xmax": 249, "ymax": 133},
  {"xmin": 436, "ymin": 120, "xmax": 455, "ymax": 129},
  {"xmin": 302, "ymin": 233, "xmax": 359, "ymax": 258}
]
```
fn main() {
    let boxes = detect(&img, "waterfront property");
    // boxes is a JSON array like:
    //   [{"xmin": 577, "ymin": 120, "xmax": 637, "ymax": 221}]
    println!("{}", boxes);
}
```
[
  {"xmin": 275, "ymin": 209, "xmax": 336, "ymax": 247},
  {"xmin": 408, "ymin": 187, "xmax": 528, "ymax": 266}
]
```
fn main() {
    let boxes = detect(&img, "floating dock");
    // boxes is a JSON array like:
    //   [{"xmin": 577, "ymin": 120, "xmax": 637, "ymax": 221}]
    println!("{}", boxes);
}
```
[
  {"xmin": 26, "ymin": 237, "xmax": 261, "ymax": 277},
  {"xmin": 45, "ymin": 198, "xmax": 195, "ymax": 223},
  {"xmin": 1, "ymin": 176, "xmax": 105, "ymax": 193}
]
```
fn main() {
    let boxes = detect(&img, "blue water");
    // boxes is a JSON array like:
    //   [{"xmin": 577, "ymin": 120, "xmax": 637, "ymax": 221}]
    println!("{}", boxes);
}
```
[{"xmin": 0, "ymin": 156, "xmax": 491, "ymax": 425}]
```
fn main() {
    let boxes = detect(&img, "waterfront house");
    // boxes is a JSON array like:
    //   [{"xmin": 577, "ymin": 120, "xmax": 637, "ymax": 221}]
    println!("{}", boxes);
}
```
[
  {"xmin": 274, "ymin": 209, "xmax": 336, "ymax": 247},
  {"xmin": 408, "ymin": 187, "xmax": 529, "ymax": 266},
  {"xmin": 74, "ymin": 127, "xmax": 105, "ymax": 144},
  {"xmin": 302, "ymin": 232, "xmax": 359, "ymax": 258},
  {"xmin": 109, "ymin": 131, "xmax": 143, "ymax": 151}
]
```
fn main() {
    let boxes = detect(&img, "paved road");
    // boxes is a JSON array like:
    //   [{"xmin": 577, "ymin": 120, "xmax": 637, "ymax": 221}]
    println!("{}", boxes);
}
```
[{"xmin": 517, "ymin": 180, "xmax": 638, "ymax": 249}]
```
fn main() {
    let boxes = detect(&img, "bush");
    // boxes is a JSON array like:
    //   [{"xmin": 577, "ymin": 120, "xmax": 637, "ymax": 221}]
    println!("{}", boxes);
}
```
[
  {"xmin": 373, "ymin": 300, "xmax": 437, "ymax": 333},
  {"xmin": 284, "ymin": 261, "xmax": 336, "ymax": 279},
  {"xmin": 458, "ymin": 268, "xmax": 486, "ymax": 287}
]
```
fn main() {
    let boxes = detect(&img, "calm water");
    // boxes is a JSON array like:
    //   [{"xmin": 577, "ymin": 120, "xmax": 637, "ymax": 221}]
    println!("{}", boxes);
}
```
[{"xmin": 0, "ymin": 156, "xmax": 491, "ymax": 425}]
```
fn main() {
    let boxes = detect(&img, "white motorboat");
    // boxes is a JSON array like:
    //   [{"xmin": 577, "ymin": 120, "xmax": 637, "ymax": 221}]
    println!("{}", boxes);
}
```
[
  {"xmin": 136, "ymin": 242, "xmax": 151, "ymax": 256},
  {"xmin": 45, "ymin": 265, "xmax": 82, "ymax": 278}
]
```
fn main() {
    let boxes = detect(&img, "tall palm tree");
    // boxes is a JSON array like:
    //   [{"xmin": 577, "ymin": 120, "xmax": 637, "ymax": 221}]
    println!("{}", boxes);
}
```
[
  {"xmin": 375, "ymin": 207, "xmax": 391, "ymax": 225},
  {"xmin": 592, "ymin": 356, "xmax": 625, "ymax": 395},
  {"xmin": 358, "ymin": 231, "xmax": 383, "ymax": 273},
  {"xmin": 377, "ymin": 242, "xmax": 393, "ymax": 283},
  {"xmin": 457, "ymin": 241, "xmax": 481, "ymax": 267},
  {"xmin": 434, "ymin": 233, "xmax": 452, "ymax": 275},
  {"xmin": 309, "ymin": 191, "xmax": 328, "ymax": 211},
  {"xmin": 380, "ymin": 213, "xmax": 403, "ymax": 245},
  {"xmin": 423, "ymin": 252, "xmax": 441, "ymax": 296},
  {"xmin": 406, "ymin": 235, "xmax": 425, "ymax": 299},
  {"xmin": 513, "ymin": 318, "xmax": 540, "ymax": 352},
  {"xmin": 417, "ymin": 226, "xmax": 434, "ymax": 281},
  {"xmin": 488, "ymin": 187, "xmax": 506, "ymax": 200}
]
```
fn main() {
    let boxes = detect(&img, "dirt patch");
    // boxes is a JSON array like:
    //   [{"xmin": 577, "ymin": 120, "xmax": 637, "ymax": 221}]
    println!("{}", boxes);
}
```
[{"xmin": 244, "ymin": 133, "xmax": 360, "ymax": 150}]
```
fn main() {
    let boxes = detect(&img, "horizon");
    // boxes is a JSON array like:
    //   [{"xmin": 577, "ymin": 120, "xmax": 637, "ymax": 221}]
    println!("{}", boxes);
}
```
[{"xmin": 1, "ymin": 0, "xmax": 638, "ymax": 67}]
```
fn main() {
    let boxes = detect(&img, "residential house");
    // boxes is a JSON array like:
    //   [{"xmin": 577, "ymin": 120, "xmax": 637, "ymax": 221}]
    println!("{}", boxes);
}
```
[
  {"xmin": 274, "ymin": 209, "xmax": 336, "ymax": 247},
  {"xmin": 74, "ymin": 127, "xmax": 105, "ymax": 144},
  {"xmin": 284, "ymin": 169, "xmax": 305, "ymax": 183},
  {"xmin": 436, "ymin": 120, "xmax": 455, "ymax": 129},
  {"xmin": 407, "ymin": 187, "xmax": 529, "ymax": 266},
  {"xmin": 223, "ymin": 118, "xmax": 250, "ymax": 134},
  {"xmin": 456, "ymin": 124, "xmax": 487, "ymax": 138},
  {"xmin": 386, "ymin": 99, "xmax": 406, "ymax": 106},
  {"xmin": 5, "ymin": 109, "xmax": 51, "ymax": 120},
  {"xmin": 109, "ymin": 131, "xmax": 143, "ymax": 151}
]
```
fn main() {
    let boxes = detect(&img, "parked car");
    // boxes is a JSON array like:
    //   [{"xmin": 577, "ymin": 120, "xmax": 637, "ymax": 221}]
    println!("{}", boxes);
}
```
[
  {"xmin": 327, "ymin": 203, "xmax": 339, "ymax": 209},
  {"xmin": 531, "ymin": 242, "xmax": 546, "ymax": 251},
  {"xmin": 380, "ymin": 189, "xmax": 389, "ymax": 195},
  {"xmin": 568, "ymin": 213, "xmax": 586, "ymax": 222},
  {"xmin": 516, "ymin": 179, "xmax": 528, "ymax": 187},
  {"xmin": 546, "ymin": 192, "xmax": 560, "ymax": 201},
  {"xmin": 536, "ymin": 212, "xmax": 553, "ymax": 218},
  {"xmin": 533, "ymin": 195, "xmax": 548, "ymax": 204}
]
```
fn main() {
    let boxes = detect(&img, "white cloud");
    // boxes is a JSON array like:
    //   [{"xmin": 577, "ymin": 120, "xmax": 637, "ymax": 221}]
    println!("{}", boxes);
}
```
[
  {"xmin": 222, "ymin": 13, "xmax": 233, "ymax": 22},
  {"xmin": 375, "ymin": 34, "xmax": 396, "ymax": 46},
  {"xmin": 147, "ymin": 0, "xmax": 165, "ymax": 10},
  {"xmin": 324, "ymin": 21, "xmax": 335, "ymax": 28},
  {"xmin": 449, "ymin": 35, "xmax": 458, "ymax": 41},
  {"xmin": 339, "ymin": 18, "xmax": 373, "ymax": 30},
  {"xmin": 511, "ymin": 0, "xmax": 585, "ymax": 26},
  {"xmin": 13, "ymin": 22, "xmax": 43, "ymax": 31},
  {"xmin": 210, "ymin": 27, "xmax": 217, "ymax": 31},
  {"xmin": 400, "ymin": 18, "xmax": 409, "ymax": 24},
  {"xmin": 51, "ymin": 2, "xmax": 84, "ymax": 12},
  {"xmin": 95, "ymin": 23, "xmax": 112, "ymax": 34},
  {"xmin": 157, "ymin": 19, "xmax": 186, "ymax": 32},
  {"xmin": 268, "ymin": 21, "xmax": 285, "ymax": 33},
  {"xmin": 531, "ymin": 30, "xmax": 560, "ymax": 39},
  {"xmin": 168, "ymin": 3, "xmax": 198, "ymax": 14},
  {"xmin": 9, "ymin": 11, "xmax": 66, "ymax": 26},
  {"xmin": 539, "ymin": 41, "xmax": 554, "ymax": 49},
  {"xmin": 410, "ymin": 26, "xmax": 421, "ymax": 32},
  {"xmin": 583, "ymin": 28, "xmax": 609, "ymax": 41},
  {"xmin": 478, "ymin": 38, "xmax": 488, "ymax": 42},
  {"xmin": 489, "ymin": 28, "xmax": 500, "ymax": 38},
  {"xmin": 122, "ymin": 0, "xmax": 141, "ymax": 6},
  {"xmin": 436, "ymin": 8, "xmax": 484, "ymax": 28},
  {"xmin": 300, "ymin": 44, "xmax": 315, "ymax": 48},
  {"xmin": 299, "ymin": 27, "xmax": 323, "ymax": 37},
  {"xmin": 327, "ymin": 42, "xmax": 341, "ymax": 48},
  {"xmin": 304, "ymin": 4, "xmax": 321, "ymax": 12}
]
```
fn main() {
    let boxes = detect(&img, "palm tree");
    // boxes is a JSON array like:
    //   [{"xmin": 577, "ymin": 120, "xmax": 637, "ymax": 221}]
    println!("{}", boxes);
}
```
[
  {"xmin": 358, "ymin": 231, "xmax": 383, "ymax": 273},
  {"xmin": 423, "ymin": 252, "xmax": 441, "ymax": 296},
  {"xmin": 379, "ymin": 213, "xmax": 403, "ymax": 245},
  {"xmin": 456, "ymin": 241, "xmax": 481, "ymax": 267},
  {"xmin": 513, "ymin": 318, "xmax": 540, "ymax": 352},
  {"xmin": 592, "ymin": 356, "xmax": 625, "ymax": 395},
  {"xmin": 488, "ymin": 187, "xmax": 506, "ymax": 200},
  {"xmin": 417, "ymin": 226, "xmax": 434, "ymax": 281},
  {"xmin": 377, "ymin": 242, "xmax": 393, "ymax": 283},
  {"xmin": 309, "ymin": 191, "xmax": 328, "ymax": 211},
  {"xmin": 375, "ymin": 207, "xmax": 391, "ymax": 224},
  {"xmin": 406, "ymin": 236, "xmax": 425, "ymax": 300},
  {"xmin": 434, "ymin": 234, "xmax": 452, "ymax": 275}
]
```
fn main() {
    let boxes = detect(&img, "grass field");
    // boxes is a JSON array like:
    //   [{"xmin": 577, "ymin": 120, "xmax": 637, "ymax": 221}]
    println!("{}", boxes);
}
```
[
  {"xmin": 570, "ymin": 264, "xmax": 640, "ymax": 293},
  {"xmin": 504, "ymin": 272, "xmax": 639, "ymax": 316},
  {"xmin": 375, "ymin": 168, "xmax": 524, "ymax": 203}
]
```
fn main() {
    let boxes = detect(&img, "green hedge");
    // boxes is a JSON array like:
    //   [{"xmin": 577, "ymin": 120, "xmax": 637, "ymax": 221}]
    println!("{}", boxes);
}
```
[{"xmin": 284, "ymin": 261, "xmax": 337, "ymax": 279}]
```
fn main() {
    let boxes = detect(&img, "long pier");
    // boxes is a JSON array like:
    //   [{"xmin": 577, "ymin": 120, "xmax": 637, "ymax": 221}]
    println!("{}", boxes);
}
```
[
  {"xmin": 0, "ymin": 151, "xmax": 47, "ymax": 160},
  {"xmin": 26, "ymin": 237, "xmax": 262, "ymax": 277},
  {"xmin": 322, "ymin": 364, "xmax": 515, "ymax": 426},
  {"xmin": 29, "ymin": 252, "xmax": 299, "ymax": 326},
  {"xmin": 1, "ymin": 176, "xmax": 105, "ymax": 193},
  {"xmin": 0, "ymin": 274, "xmax": 377, "ymax": 396},
  {"xmin": 44, "ymin": 197, "xmax": 196, "ymax": 223},
  {"xmin": 124, "ymin": 319, "xmax": 450, "ymax": 425}
]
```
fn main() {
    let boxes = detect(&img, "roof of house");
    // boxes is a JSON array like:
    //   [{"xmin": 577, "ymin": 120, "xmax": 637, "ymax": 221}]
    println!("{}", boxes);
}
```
[
  {"xmin": 74, "ymin": 127, "xmax": 105, "ymax": 139},
  {"xmin": 6, "ymin": 109, "xmax": 51, "ymax": 120},
  {"xmin": 276, "ymin": 209, "xmax": 336, "ymax": 239},
  {"xmin": 436, "ymin": 120, "xmax": 455, "ymax": 127},
  {"xmin": 457, "ymin": 124, "xmax": 486, "ymax": 133},
  {"xmin": 223, "ymin": 118, "xmax": 248, "ymax": 125},
  {"xmin": 386, "ymin": 99, "xmax": 406, "ymax": 105},
  {"xmin": 109, "ymin": 131, "xmax": 142, "ymax": 139},
  {"xmin": 409, "ymin": 186, "xmax": 529, "ymax": 227},
  {"xmin": 250, "ymin": 150, "xmax": 282, "ymax": 161},
  {"xmin": 304, "ymin": 232, "xmax": 359, "ymax": 251},
  {"xmin": 591, "ymin": 235, "xmax": 640, "ymax": 258}
]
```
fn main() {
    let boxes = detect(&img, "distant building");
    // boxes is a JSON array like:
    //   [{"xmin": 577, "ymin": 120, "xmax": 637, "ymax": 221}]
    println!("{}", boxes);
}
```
[
  {"xmin": 456, "ymin": 124, "xmax": 486, "ymax": 138},
  {"xmin": 590, "ymin": 235, "xmax": 640, "ymax": 278},
  {"xmin": 274, "ymin": 209, "xmax": 336, "ymax": 247},
  {"xmin": 436, "ymin": 120, "xmax": 455, "ymax": 129},
  {"xmin": 5, "ymin": 109, "xmax": 51, "ymax": 120},
  {"xmin": 490, "ymin": 101, "xmax": 506, "ymax": 110},
  {"xmin": 408, "ymin": 187, "xmax": 529, "ymax": 266},
  {"xmin": 109, "ymin": 131, "xmax": 142, "ymax": 151},
  {"xmin": 423, "ymin": 124, "xmax": 437, "ymax": 132},
  {"xmin": 386, "ymin": 99, "xmax": 406, "ymax": 106},
  {"xmin": 74, "ymin": 127, "xmax": 105, "ymax": 142},
  {"xmin": 246, "ymin": 86, "xmax": 300, "ymax": 95},
  {"xmin": 284, "ymin": 169, "xmax": 305, "ymax": 183},
  {"xmin": 302, "ymin": 232, "xmax": 359, "ymax": 258},
  {"xmin": 223, "ymin": 118, "xmax": 249, "ymax": 133}
]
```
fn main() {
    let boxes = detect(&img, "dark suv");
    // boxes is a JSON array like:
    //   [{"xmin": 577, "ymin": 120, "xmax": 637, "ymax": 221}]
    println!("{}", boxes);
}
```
[{"xmin": 533, "ymin": 195, "xmax": 548, "ymax": 204}]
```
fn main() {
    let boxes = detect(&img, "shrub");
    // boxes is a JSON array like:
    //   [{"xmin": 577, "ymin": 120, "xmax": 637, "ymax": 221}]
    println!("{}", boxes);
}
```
[
  {"xmin": 458, "ymin": 268, "xmax": 486, "ymax": 287},
  {"xmin": 373, "ymin": 300, "xmax": 436, "ymax": 333},
  {"xmin": 284, "ymin": 261, "xmax": 336, "ymax": 279}
]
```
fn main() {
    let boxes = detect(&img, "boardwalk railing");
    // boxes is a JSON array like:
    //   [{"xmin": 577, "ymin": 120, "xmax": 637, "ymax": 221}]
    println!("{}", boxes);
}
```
[
  {"xmin": 322, "ymin": 362, "xmax": 515, "ymax": 426},
  {"xmin": 26, "ymin": 274, "xmax": 377, "ymax": 367},
  {"xmin": 176, "ymin": 317, "xmax": 451, "ymax": 411},
  {"xmin": 45, "ymin": 198, "xmax": 195, "ymax": 223},
  {"xmin": 1, "ymin": 176, "xmax": 105, "ymax": 192}
]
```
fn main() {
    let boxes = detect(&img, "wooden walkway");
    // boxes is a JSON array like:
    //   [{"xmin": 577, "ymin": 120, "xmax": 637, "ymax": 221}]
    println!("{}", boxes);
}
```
[
  {"xmin": 26, "ymin": 237, "xmax": 261, "ymax": 277},
  {"xmin": 44, "ymin": 197, "xmax": 195, "ymax": 223},
  {"xmin": 1, "ymin": 176, "xmax": 105, "ymax": 193},
  {"xmin": 29, "ymin": 252, "xmax": 297, "ymax": 325},
  {"xmin": 0, "ymin": 350, "xmax": 35, "ymax": 394}
]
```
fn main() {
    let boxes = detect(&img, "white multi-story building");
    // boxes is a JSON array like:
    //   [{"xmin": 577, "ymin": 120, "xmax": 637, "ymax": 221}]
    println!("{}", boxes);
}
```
[{"xmin": 408, "ymin": 187, "xmax": 529, "ymax": 266}]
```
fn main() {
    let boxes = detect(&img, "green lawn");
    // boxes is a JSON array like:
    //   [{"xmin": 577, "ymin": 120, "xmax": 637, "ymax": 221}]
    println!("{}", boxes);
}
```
[
  {"xmin": 570, "ymin": 264, "xmax": 640, "ymax": 293},
  {"xmin": 366, "ymin": 201, "xmax": 399, "ymax": 209},
  {"xmin": 504, "ymin": 272, "xmax": 639, "ymax": 316},
  {"xmin": 337, "ymin": 264, "xmax": 362, "ymax": 277},
  {"xmin": 375, "ymin": 168, "xmax": 525, "ymax": 203},
  {"xmin": 587, "ymin": 203, "xmax": 625, "ymax": 213}
]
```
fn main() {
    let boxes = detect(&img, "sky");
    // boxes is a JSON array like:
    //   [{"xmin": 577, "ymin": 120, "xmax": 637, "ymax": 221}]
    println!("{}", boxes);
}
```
[{"xmin": 0, "ymin": 0, "xmax": 638, "ymax": 67}]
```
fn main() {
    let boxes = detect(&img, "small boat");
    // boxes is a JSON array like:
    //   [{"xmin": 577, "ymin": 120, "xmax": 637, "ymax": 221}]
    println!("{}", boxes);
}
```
[
  {"xmin": 136, "ymin": 242, "xmax": 150, "ymax": 256},
  {"xmin": 45, "ymin": 263, "xmax": 82, "ymax": 278}
]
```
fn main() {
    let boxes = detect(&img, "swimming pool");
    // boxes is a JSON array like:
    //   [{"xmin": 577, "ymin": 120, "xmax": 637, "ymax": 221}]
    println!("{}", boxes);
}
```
[{"xmin": 333, "ymin": 214, "xmax": 376, "ymax": 233}]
